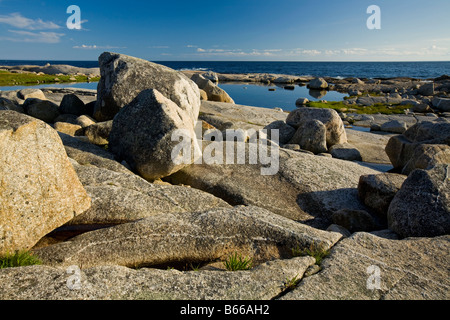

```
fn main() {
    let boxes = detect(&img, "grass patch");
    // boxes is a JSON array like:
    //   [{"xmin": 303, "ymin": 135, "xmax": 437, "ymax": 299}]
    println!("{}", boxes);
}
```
[
  {"xmin": 306, "ymin": 101, "xmax": 412, "ymax": 115},
  {"xmin": 291, "ymin": 244, "xmax": 330, "ymax": 266},
  {"xmin": 0, "ymin": 71, "xmax": 100, "ymax": 87},
  {"xmin": 0, "ymin": 250, "xmax": 42, "ymax": 269},
  {"xmin": 223, "ymin": 252, "xmax": 253, "ymax": 271}
]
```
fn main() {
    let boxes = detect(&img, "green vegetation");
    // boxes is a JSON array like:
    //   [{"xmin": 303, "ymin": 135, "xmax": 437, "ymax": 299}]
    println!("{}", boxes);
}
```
[
  {"xmin": 306, "ymin": 100, "xmax": 412, "ymax": 115},
  {"xmin": 0, "ymin": 70, "xmax": 100, "ymax": 87},
  {"xmin": 291, "ymin": 244, "xmax": 330, "ymax": 266},
  {"xmin": 283, "ymin": 274, "xmax": 301, "ymax": 291},
  {"xmin": 0, "ymin": 250, "xmax": 42, "ymax": 269},
  {"xmin": 223, "ymin": 252, "xmax": 253, "ymax": 271}
]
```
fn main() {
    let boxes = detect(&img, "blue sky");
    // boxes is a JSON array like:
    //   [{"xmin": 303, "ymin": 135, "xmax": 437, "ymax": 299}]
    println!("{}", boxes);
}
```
[{"xmin": 0, "ymin": 0, "xmax": 449, "ymax": 61}]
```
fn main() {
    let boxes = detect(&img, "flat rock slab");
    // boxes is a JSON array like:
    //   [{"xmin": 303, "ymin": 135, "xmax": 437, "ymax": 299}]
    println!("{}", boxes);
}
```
[
  {"xmin": 167, "ymin": 144, "xmax": 380, "ymax": 227},
  {"xmin": 200, "ymin": 100, "xmax": 288, "ymax": 130},
  {"xmin": 0, "ymin": 256, "xmax": 315, "ymax": 300},
  {"xmin": 69, "ymin": 162, "xmax": 231, "ymax": 225},
  {"xmin": 280, "ymin": 232, "xmax": 450, "ymax": 300},
  {"xmin": 33, "ymin": 206, "xmax": 342, "ymax": 269},
  {"xmin": 345, "ymin": 129, "xmax": 393, "ymax": 165}
]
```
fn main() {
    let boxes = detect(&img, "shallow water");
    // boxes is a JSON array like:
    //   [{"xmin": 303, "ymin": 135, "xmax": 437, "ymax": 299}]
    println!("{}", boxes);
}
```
[{"xmin": 218, "ymin": 82, "xmax": 348, "ymax": 111}]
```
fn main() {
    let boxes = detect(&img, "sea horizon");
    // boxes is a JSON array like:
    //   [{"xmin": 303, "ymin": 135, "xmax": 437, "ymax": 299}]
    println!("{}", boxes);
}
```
[{"xmin": 1, "ymin": 60, "xmax": 449, "ymax": 79}]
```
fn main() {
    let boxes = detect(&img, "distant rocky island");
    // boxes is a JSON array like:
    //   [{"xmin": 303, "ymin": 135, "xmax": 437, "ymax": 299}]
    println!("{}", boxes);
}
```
[{"xmin": 0, "ymin": 52, "xmax": 448, "ymax": 300}]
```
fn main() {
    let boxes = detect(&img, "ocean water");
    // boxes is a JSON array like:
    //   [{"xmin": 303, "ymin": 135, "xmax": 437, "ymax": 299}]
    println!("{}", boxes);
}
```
[{"xmin": 1, "ymin": 60, "xmax": 449, "ymax": 79}]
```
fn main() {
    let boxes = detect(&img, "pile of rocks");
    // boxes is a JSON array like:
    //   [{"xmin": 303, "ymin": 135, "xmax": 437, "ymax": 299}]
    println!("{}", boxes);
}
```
[{"xmin": 0, "ymin": 53, "xmax": 448, "ymax": 300}]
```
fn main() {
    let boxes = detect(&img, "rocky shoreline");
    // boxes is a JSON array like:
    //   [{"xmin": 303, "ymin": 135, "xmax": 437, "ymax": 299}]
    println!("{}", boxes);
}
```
[{"xmin": 0, "ymin": 53, "xmax": 448, "ymax": 300}]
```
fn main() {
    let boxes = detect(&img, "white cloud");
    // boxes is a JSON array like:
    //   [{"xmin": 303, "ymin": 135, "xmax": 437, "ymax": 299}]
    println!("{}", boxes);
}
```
[
  {"xmin": 4, "ymin": 30, "xmax": 64, "ymax": 43},
  {"xmin": 0, "ymin": 12, "xmax": 60, "ymax": 30},
  {"xmin": 73, "ymin": 44, "xmax": 127, "ymax": 50}
]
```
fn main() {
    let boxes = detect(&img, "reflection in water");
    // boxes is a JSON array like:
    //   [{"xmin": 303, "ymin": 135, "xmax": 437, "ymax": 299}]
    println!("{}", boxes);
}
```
[{"xmin": 308, "ymin": 89, "xmax": 328, "ymax": 99}]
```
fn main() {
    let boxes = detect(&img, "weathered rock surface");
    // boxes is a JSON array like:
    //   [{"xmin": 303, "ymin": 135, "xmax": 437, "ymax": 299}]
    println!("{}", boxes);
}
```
[
  {"xmin": 33, "ymin": 206, "xmax": 342, "ymax": 269},
  {"xmin": 166, "ymin": 143, "xmax": 379, "ymax": 227},
  {"xmin": 0, "ymin": 256, "xmax": 315, "ymax": 300},
  {"xmin": 0, "ymin": 111, "xmax": 91, "ymax": 254},
  {"xmin": 286, "ymin": 108, "xmax": 347, "ymax": 147},
  {"xmin": 387, "ymin": 164, "xmax": 450, "ymax": 238},
  {"xmin": 281, "ymin": 232, "xmax": 450, "ymax": 300},
  {"xmin": 358, "ymin": 173, "xmax": 407, "ymax": 220},
  {"xmin": 94, "ymin": 52, "xmax": 200, "ymax": 121},
  {"xmin": 67, "ymin": 162, "xmax": 231, "ymax": 225},
  {"xmin": 109, "ymin": 89, "xmax": 200, "ymax": 181}
]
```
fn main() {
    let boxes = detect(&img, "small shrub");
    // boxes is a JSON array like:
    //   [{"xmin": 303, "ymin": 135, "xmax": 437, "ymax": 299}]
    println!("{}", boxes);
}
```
[
  {"xmin": 284, "ymin": 274, "xmax": 301, "ymax": 291},
  {"xmin": 0, "ymin": 250, "xmax": 42, "ymax": 269},
  {"xmin": 223, "ymin": 252, "xmax": 253, "ymax": 271}
]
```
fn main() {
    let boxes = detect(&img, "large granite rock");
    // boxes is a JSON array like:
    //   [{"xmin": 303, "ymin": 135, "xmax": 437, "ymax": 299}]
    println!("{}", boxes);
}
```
[
  {"xmin": 286, "ymin": 108, "xmax": 347, "ymax": 147},
  {"xmin": 0, "ymin": 256, "xmax": 315, "ymax": 300},
  {"xmin": 94, "ymin": 52, "xmax": 200, "ymax": 121},
  {"xmin": 387, "ymin": 164, "xmax": 450, "ymax": 238},
  {"xmin": 281, "ymin": 232, "xmax": 450, "ymax": 300},
  {"xmin": 109, "ymin": 89, "xmax": 200, "ymax": 181},
  {"xmin": 33, "ymin": 206, "xmax": 342, "ymax": 269},
  {"xmin": 0, "ymin": 111, "xmax": 91, "ymax": 254},
  {"xmin": 385, "ymin": 121, "xmax": 450, "ymax": 170}
]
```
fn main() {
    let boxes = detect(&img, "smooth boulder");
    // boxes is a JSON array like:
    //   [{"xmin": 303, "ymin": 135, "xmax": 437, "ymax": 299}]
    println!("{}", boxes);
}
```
[
  {"xmin": 109, "ymin": 89, "xmax": 200, "ymax": 181},
  {"xmin": 286, "ymin": 108, "xmax": 347, "ymax": 147},
  {"xmin": 94, "ymin": 52, "xmax": 200, "ymax": 121}
]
